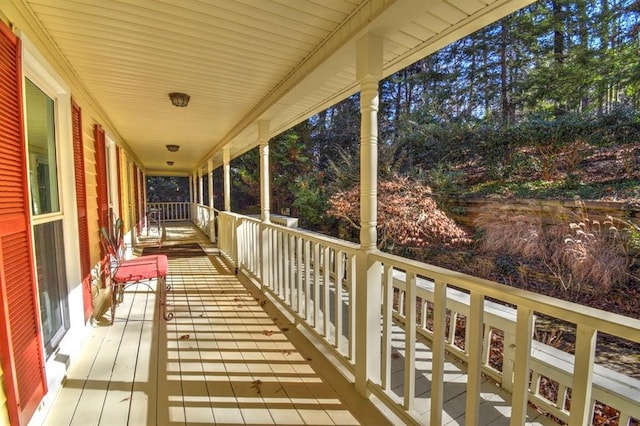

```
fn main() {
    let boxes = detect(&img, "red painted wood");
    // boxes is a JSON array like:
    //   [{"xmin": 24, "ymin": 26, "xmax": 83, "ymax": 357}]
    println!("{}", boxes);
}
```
[
  {"xmin": 0, "ymin": 21, "xmax": 47, "ymax": 425},
  {"xmin": 94, "ymin": 124, "xmax": 108, "ymax": 251},
  {"xmin": 116, "ymin": 146, "xmax": 123, "ymax": 220},
  {"xmin": 72, "ymin": 100, "xmax": 92, "ymax": 323},
  {"xmin": 133, "ymin": 165, "xmax": 141, "ymax": 235}
]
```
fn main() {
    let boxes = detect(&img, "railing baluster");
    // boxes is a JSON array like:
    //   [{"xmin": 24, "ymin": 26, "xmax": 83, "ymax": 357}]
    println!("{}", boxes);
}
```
[
  {"xmin": 431, "ymin": 278, "xmax": 446, "ymax": 426},
  {"xmin": 465, "ymin": 291, "xmax": 484, "ymax": 425},
  {"xmin": 304, "ymin": 239, "xmax": 311, "ymax": 320},
  {"xmin": 334, "ymin": 250, "xmax": 344, "ymax": 350},
  {"xmin": 569, "ymin": 324, "xmax": 597, "ymax": 426},
  {"xmin": 449, "ymin": 311, "xmax": 457, "ymax": 345},
  {"xmin": 381, "ymin": 264, "xmax": 393, "ymax": 391},
  {"xmin": 403, "ymin": 271, "xmax": 416, "ymax": 411},
  {"xmin": 271, "ymin": 229, "xmax": 277, "ymax": 293},
  {"xmin": 277, "ymin": 230, "xmax": 284, "ymax": 297},
  {"xmin": 289, "ymin": 234, "xmax": 295, "ymax": 308},
  {"xmin": 283, "ymin": 232, "xmax": 290, "ymax": 303},
  {"xmin": 296, "ymin": 236, "xmax": 303, "ymax": 314},
  {"xmin": 313, "ymin": 242, "xmax": 320, "ymax": 329},
  {"xmin": 323, "ymin": 245, "xmax": 331, "ymax": 338},
  {"xmin": 347, "ymin": 253, "xmax": 355, "ymax": 362},
  {"xmin": 511, "ymin": 305, "xmax": 534, "ymax": 426},
  {"xmin": 557, "ymin": 383, "xmax": 567, "ymax": 411}
]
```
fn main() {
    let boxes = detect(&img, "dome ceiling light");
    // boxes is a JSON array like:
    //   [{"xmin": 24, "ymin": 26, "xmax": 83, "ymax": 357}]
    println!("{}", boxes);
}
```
[{"xmin": 168, "ymin": 92, "xmax": 190, "ymax": 107}]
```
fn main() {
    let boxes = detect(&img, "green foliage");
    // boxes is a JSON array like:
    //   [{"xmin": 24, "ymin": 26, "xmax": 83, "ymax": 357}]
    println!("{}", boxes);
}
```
[
  {"xmin": 291, "ymin": 176, "xmax": 334, "ymax": 229},
  {"xmin": 100, "ymin": 216, "xmax": 124, "ymax": 260},
  {"xmin": 146, "ymin": 176, "xmax": 190, "ymax": 202}
]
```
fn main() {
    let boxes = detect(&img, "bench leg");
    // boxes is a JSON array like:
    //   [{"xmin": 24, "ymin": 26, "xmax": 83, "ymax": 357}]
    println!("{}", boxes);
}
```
[
  {"xmin": 160, "ymin": 276, "xmax": 173, "ymax": 320},
  {"xmin": 110, "ymin": 282, "xmax": 118, "ymax": 324}
]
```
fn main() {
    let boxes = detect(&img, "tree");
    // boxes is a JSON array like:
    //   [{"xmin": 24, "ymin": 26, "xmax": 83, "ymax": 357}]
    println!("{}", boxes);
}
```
[{"xmin": 146, "ymin": 176, "xmax": 190, "ymax": 202}]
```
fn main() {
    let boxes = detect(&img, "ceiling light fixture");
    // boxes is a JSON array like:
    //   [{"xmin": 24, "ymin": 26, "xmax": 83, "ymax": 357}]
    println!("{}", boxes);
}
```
[
  {"xmin": 168, "ymin": 92, "xmax": 190, "ymax": 107},
  {"xmin": 167, "ymin": 161, "xmax": 174, "ymax": 166},
  {"xmin": 166, "ymin": 144, "xmax": 180, "ymax": 152}
]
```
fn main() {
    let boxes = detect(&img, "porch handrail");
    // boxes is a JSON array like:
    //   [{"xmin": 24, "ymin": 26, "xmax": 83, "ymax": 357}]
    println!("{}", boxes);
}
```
[
  {"xmin": 217, "ymin": 210, "xmax": 640, "ymax": 425},
  {"xmin": 193, "ymin": 203, "xmax": 218, "ymax": 241},
  {"xmin": 147, "ymin": 202, "xmax": 191, "ymax": 222}
]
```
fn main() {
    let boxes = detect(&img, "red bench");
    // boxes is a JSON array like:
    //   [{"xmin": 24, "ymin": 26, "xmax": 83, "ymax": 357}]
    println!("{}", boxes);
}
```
[{"xmin": 110, "ymin": 254, "xmax": 172, "ymax": 323}]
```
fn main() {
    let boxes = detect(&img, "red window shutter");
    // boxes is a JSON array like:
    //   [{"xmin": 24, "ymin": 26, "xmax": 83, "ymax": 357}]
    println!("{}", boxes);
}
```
[
  {"xmin": 116, "ymin": 146, "xmax": 123, "ymax": 220},
  {"xmin": 0, "ymin": 22, "xmax": 47, "ymax": 425},
  {"xmin": 133, "ymin": 165, "xmax": 140, "ymax": 234},
  {"xmin": 72, "ymin": 101, "xmax": 92, "ymax": 322},
  {"xmin": 94, "ymin": 124, "xmax": 108, "ymax": 244}
]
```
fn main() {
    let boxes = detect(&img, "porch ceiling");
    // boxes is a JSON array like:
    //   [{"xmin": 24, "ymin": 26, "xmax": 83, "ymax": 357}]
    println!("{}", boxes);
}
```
[{"xmin": 16, "ymin": 0, "xmax": 533, "ymax": 174}]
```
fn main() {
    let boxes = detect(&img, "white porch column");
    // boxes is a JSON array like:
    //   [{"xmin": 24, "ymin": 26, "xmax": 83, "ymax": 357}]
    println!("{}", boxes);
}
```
[
  {"xmin": 208, "ymin": 159, "xmax": 216, "ymax": 243},
  {"xmin": 354, "ymin": 32, "xmax": 383, "ymax": 396},
  {"xmin": 258, "ymin": 120, "xmax": 271, "ymax": 289},
  {"xmin": 198, "ymin": 169, "xmax": 204, "ymax": 206},
  {"xmin": 259, "ymin": 120, "xmax": 271, "ymax": 223},
  {"xmin": 192, "ymin": 171, "xmax": 198, "ymax": 222},
  {"xmin": 141, "ymin": 171, "xmax": 147, "ymax": 230},
  {"xmin": 223, "ymin": 147, "xmax": 231, "ymax": 212}
]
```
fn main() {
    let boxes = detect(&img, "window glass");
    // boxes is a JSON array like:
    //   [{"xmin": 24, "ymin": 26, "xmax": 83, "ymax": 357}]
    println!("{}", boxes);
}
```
[
  {"xmin": 34, "ymin": 219, "xmax": 69, "ymax": 357},
  {"xmin": 25, "ymin": 79, "xmax": 60, "ymax": 215}
]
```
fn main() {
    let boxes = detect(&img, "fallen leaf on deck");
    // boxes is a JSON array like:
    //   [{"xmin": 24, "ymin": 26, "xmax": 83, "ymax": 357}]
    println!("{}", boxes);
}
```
[
  {"xmin": 120, "ymin": 396, "xmax": 131, "ymax": 402},
  {"xmin": 263, "ymin": 330, "xmax": 274, "ymax": 336},
  {"xmin": 392, "ymin": 353, "xmax": 400, "ymax": 359},
  {"xmin": 281, "ymin": 327, "xmax": 289, "ymax": 332},
  {"xmin": 251, "ymin": 379, "xmax": 262, "ymax": 394},
  {"xmin": 180, "ymin": 334, "xmax": 190, "ymax": 340}
]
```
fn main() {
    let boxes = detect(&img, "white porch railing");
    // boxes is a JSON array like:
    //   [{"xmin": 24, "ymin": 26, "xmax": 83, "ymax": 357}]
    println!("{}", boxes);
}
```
[
  {"xmin": 217, "ymin": 211, "xmax": 640, "ymax": 425},
  {"xmin": 147, "ymin": 202, "xmax": 191, "ymax": 222},
  {"xmin": 193, "ymin": 203, "xmax": 218, "ymax": 241}
]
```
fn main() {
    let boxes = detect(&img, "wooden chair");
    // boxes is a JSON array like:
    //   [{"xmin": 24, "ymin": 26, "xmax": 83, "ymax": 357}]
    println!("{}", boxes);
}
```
[{"xmin": 100, "ymin": 217, "xmax": 173, "ymax": 324}]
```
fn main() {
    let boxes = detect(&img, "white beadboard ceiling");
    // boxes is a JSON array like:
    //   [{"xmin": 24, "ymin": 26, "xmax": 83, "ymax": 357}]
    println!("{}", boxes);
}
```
[{"xmin": 18, "ymin": 0, "xmax": 533, "ymax": 174}]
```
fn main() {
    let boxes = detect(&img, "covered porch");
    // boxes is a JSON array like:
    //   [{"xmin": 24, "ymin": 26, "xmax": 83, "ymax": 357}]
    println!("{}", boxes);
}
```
[{"xmin": 1, "ymin": 1, "xmax": 639, "ymax": 425}]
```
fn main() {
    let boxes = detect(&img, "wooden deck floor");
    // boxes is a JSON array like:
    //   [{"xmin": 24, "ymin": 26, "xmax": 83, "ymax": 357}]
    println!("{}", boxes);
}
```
[{"xmin": 43, "ymin": 225, "xmax": 389, "ymax": 426}]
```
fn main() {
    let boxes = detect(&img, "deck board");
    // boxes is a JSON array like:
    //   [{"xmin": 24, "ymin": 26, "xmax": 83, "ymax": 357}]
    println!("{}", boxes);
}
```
[{"xmin": 102, "ymin": 289, "xmax": 150, "ymax": 424}]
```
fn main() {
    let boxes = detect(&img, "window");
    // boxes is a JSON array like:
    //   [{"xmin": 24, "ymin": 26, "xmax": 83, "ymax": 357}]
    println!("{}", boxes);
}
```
[
  {"xmin": 24, "ymin": 78, "xmax": 69, "ymax": 358},
  {"xmin": 25, "ymin": 79, "xmax": 60, "ymax": 215}
]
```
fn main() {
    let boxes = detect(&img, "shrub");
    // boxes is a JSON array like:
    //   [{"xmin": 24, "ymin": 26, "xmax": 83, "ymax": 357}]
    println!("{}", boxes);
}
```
[
  {"xmin": 327, "ymin": 176, "xmax": 472, "ymax": 249},
  {"xmin": 560, "ymin": 215, "xmax": 630, "ymax": 293},
  {"xmin": 475, "ymin": 201, "xmax": 634, "ymax": 294}
]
